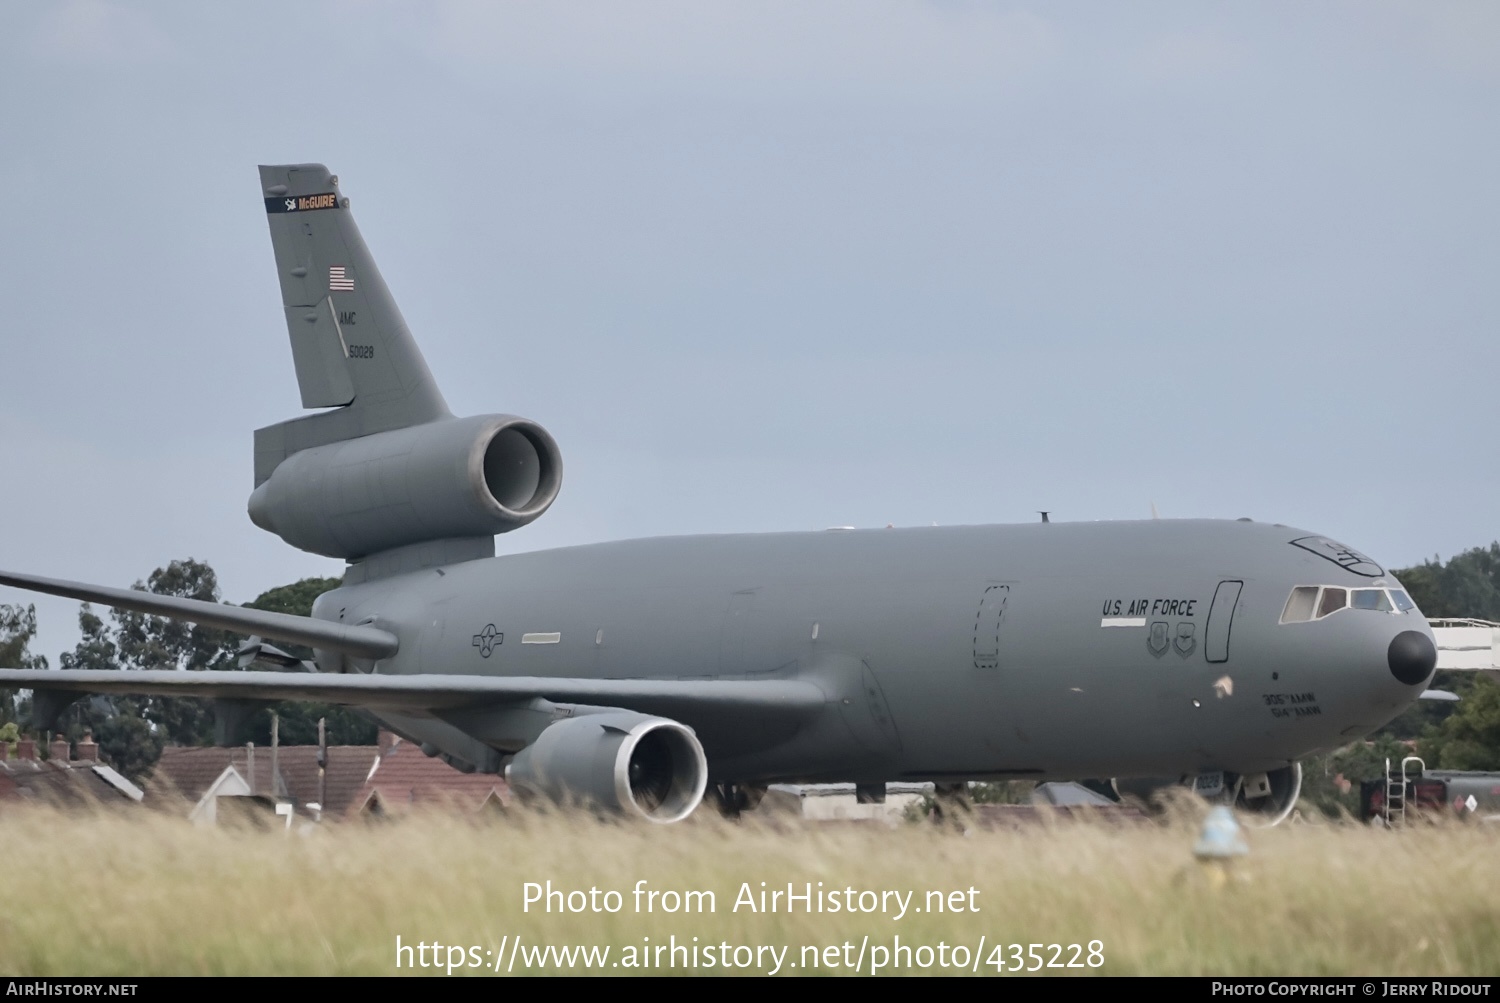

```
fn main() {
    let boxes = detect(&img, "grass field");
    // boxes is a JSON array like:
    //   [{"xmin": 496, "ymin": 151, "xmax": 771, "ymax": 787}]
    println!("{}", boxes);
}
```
[{"xmin": 0, "ymin": 801, "xmax": 1495, "ymax": 977}]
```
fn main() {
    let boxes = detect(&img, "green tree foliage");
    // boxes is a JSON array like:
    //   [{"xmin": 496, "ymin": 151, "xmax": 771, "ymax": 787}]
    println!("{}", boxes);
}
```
[
  {"xmin": 1299, "ymin": 734, "xmax": 1412, "ymax": 818},
  {"xmin": 0, "ymin": 603, "xmax": 48, "ymax": 726},
  {"xmin": 59, "ymin": 604, "xmax": 119, "ymax": 673},
  {"xmin": 1373, "ymin": 543, "xmax": 1500, "ymax": 745},
  {"xmin": 0, "ymin": 604, "xmax": 48, "ymax": 670},
  {"xmin": 241, "ymin": 577, "xmax": 344, "ymax": 621},
  {"xmin": 1392, "ymin": 543, "xmax": 1500, "ymax": 621},
  {"xmin": 46, "ymin": 565, "xmax": 373, "ymax": 779},
  {"xmin": 1324, "ymin": 543, "xmax": 1500, "ymax": 775},
  {"xmin": 109, "ymin": 559, "xmax": 235, "ymax": 748},
  {"xmin": 1421, "ymin": 675, "xmax": 1500, "ymax": 771},
  {"xmin": 968, "ymin": 781, "xmax": 1036, "ymax": 804},
  {"xmin": 239, "ymin": 577, "xmax": 377, "ymax": 746},
  {"xmin": 57, "ymin": 603, "xmax": 164, "ymax": 781}
]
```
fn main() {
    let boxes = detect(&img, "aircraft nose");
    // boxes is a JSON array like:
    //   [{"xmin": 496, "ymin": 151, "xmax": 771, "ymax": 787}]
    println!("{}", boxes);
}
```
[{"xmin": 1388, "ymin": 630, "xmax": 1437, "ymax": 686}]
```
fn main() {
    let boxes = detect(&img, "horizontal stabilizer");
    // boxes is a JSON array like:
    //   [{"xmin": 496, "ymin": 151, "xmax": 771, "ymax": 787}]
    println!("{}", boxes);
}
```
[
  {"xmin": 0, "ymin": 669, "xmax": 824, "ymax": 723},
  {"xmin": 0, "ymin": 570, "xmax": 398, "ymax": 660}
]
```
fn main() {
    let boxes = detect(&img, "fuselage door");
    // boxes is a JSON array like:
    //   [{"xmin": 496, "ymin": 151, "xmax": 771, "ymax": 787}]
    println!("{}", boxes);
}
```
[
  {"xmin": 973, "ymin": 584, "xmax": 1011, "ymax": 670},
  {"xmin": 1205, "ymin": 580, "xmax": 1244, "ymax": 664}
]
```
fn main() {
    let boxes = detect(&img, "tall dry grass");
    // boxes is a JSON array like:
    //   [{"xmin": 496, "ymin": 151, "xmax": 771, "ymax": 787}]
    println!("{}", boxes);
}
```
[{"xmin": 0, "ymin": 800, "xmax": 1493, "ymax": 976}]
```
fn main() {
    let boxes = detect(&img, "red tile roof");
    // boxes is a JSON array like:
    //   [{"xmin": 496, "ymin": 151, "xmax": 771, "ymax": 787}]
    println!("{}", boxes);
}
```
[
  {"xmin": 146, "ymin": 733, "xmax": 509, "ymax": 819},
  {"xmin": 0, "ymin": 756, "xmax": 142, "ymax": 809},
  {"xmin": 351, "ymin": 735, "xmax": 509, "ymax": 817}
]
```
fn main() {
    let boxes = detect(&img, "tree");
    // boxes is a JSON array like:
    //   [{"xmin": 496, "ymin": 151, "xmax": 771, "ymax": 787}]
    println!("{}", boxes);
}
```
[
  {"xmin": 56, "ymin": 603, "xmax": 164, "ymax": 781},
  {"xmin": 0, "ymin": 603, "xmax": 48, "ymax": 726},
  {"xmin": 239, "ymin": 577, "xmax": 377, "ymax": 746},
  {"xmin": 1299, "ymin": 733, "xmax": 1411, "ymax": 818},
  {"xmin": 47, "ymin": 561, "xmax": 233, "ymax": 780},
  {"xmin": 0, "ymin": 604, "xmax": 48, "ymax": 670},
  {"xmin": 109, "ymin": 559, "xmax": 236, "ymax": 748},
  {"xmin": 1392, "ymin": 544, "xmax": 1500, "ymax": 621},
  {"xmin": 1376, "ymin": 543, "xmax": 1500, "ymax": 745},
  {"xmin": 1421, "ymin": 675, "xmax": 1500, "ymax": 771}
]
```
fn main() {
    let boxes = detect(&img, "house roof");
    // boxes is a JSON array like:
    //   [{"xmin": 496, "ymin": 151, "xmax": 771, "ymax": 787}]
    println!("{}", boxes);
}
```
[
  {"xmin": 350, "ymin": 736, "xmax": 509, "ymax": 817},
  {"xmin": 146, "ymin": 733, "xmax": 509, "ymax": 820},
  {"xmin": 0, "ymin": 756, "xmax": 143, "ymax": 808},
  {"xmin": 148, "ymin": 745, "xmax": 378, "ymax": 815}
]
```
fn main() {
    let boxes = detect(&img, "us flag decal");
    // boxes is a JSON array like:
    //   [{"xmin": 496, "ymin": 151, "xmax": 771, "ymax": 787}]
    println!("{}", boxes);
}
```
[{"xmin": 329, "ymin": 266, "xmax": 355, "ymax": 292}]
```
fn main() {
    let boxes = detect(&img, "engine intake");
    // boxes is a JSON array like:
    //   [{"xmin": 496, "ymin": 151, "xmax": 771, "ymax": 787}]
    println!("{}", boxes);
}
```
[
  {"xmin": 506, "ymin": 713, "xmax": 708, "ymax": 823},
  {"xmin": 248, "ymin": 414, "xmax": 562, "ymax": 559}
]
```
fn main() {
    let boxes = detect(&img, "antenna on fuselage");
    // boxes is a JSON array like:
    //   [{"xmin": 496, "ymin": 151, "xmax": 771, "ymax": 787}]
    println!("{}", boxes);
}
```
[{"xmin": 1039, "ymin": 511, "xmax": 1050, "ymax": 524}]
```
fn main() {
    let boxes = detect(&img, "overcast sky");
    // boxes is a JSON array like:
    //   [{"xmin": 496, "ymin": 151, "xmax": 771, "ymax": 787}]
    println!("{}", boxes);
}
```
[{"xmin": 2, "ymin": 1, "xmax": 1496, "ymax": 663}]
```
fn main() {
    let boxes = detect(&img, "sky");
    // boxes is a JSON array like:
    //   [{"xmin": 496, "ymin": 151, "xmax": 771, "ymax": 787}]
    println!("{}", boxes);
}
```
[{"xmin": 1, "ymin": 1, "xmax": 1497, "ymax": 664}]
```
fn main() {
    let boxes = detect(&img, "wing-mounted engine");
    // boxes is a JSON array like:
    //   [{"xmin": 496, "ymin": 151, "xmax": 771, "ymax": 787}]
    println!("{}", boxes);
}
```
[
  {"xmin": 506, "ymin": 712, "xmax": 709, "ymax": 823},
  {"xmin": 248, "ymin": 413, "xmax": 562, "ymax": 560}
]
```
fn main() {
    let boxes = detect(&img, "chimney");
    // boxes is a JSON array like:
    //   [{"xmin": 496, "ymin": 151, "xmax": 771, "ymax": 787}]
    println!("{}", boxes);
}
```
[
  {"xmin": 16, "ymin": 738, "xmax": 36, "ymax": 761},
  {"xmin": 76, "ymin": 732, "xmax": 99, "ymax": 763},
  {"xmin": 49, "ymin": 736, "xmax": 71, "ymax": 763},
  {"xmin": 378, "ymin": 729, "xmax": 400, "ymax": 756}
]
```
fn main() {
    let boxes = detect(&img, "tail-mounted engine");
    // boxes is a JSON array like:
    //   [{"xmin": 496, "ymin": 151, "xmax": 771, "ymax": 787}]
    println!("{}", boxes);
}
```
[
  {"xmin": 248, "ymin": 414, "xmax": 562, "ymax": 560},
  {"xmin": 506, "ymin": 712, "xmax": 708, "ymax": 823}
]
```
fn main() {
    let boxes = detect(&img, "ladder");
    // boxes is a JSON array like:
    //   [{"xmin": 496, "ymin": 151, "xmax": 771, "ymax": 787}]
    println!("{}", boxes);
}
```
[{"xmin": 1383, "ymin": 756, "xmax": 1426, "ymax": 826}]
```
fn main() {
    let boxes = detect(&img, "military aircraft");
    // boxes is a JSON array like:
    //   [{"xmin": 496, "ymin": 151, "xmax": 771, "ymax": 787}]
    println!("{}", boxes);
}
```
[{"xmin": 0, "ymin": 164, "xmax": 1439, "ymax": 824}]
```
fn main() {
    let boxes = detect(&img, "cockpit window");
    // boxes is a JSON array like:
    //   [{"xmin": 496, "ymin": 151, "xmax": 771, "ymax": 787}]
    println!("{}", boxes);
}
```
[
  {"xmin": 1280, "ymin": 584, "xmax": 1415, "ymax": 623},
  {"xmin": 1318, "ymin": 588, "xmax": 1348, "ymax": 618},
  {"xmin": 1352, "ymin": 588, "xmax": 1393, "ymax": 612},
  {"xmin": 1281, "ymin": 587, "xmax": 1318, "ymax": 623}
]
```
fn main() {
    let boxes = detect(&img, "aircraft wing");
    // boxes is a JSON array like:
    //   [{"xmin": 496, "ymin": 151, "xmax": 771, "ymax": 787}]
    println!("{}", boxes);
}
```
[
  {"xmin": 0, "ymin": 568, "xmax": 825, "ymax": 736},
  {"xmin": 0, "ymin": 668, "xmax": 825, "ymax": 723},
  {"xmin": 0, "ymin": 569, "xmax": 397, "ymax": 659}
]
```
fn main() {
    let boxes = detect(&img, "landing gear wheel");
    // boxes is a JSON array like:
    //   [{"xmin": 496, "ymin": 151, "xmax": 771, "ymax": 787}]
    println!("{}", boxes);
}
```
[
  {"xmin": 711, "ymin": 783, "xmax": 765, "ymax": 819},
  {"xmin": 931, "ymin": 782, "xmax": 971, "ymax": 823}
]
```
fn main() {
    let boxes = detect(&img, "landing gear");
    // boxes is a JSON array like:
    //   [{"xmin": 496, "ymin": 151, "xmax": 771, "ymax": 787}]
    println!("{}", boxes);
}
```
[
  {"xmin": 711, "ymin": 782, "xmax": 766, "ymax": 819},
  {"xmin": 855, "ymin": 783, "xmax": 886, "ymax": 804},
  {"xmin": 930, "ymin": 781, "xmax": 971, "ymax": 822}
]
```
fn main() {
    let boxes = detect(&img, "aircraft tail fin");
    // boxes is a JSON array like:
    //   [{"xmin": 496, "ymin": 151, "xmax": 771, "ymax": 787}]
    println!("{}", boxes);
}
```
[{"xmin": 255, "ymin": 164, "xmax": 451, "ymax": 483}]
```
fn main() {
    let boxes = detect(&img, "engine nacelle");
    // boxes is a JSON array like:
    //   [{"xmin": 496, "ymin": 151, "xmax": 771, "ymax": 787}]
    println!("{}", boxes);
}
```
[
  {"xmin": 248, "ymin": 414, "xmax": 562, "ymax": 559},
  {"xmin": 506, "ymin": 713, "xmax": 708, "ymax": 823}
]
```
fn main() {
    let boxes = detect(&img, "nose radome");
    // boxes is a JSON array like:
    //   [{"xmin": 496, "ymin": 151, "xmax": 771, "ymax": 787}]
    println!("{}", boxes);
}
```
[{"xmin": 1388, "ymin": 630, "xmax": 1437, "ymax": 686}]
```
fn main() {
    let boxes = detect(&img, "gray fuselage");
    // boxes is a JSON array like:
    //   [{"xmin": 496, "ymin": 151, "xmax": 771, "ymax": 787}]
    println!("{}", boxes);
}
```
[{"xmin": 311, "ymin": 518, "xmax": 1430, "ymax": 785}]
